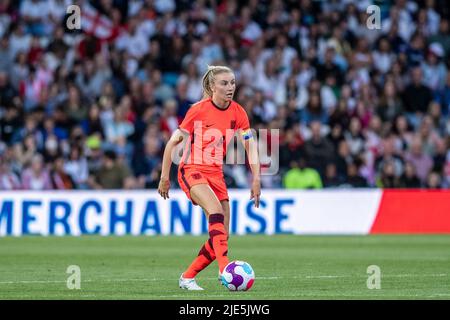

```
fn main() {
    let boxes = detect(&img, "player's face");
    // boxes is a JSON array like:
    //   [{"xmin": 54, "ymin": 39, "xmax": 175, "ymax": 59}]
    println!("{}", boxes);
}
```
[{"xmin": 212, "ymin": 72, "xmax": 236, "ymax": 102}]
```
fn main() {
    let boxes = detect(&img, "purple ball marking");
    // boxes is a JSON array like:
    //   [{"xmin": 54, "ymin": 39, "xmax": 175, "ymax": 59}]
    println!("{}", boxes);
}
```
[{"xmin": 225, "ymin": 262, "xmax": 244, "ymax": 289}]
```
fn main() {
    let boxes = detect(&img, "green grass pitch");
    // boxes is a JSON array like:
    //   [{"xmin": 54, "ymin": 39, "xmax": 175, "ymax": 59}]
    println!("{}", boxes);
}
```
[{"xmin": 0, "ymin": 235, "xmax": 449, "ymax": 299}]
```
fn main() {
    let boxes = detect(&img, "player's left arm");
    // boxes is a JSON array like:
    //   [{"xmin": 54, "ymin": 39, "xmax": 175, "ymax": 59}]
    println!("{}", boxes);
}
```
[{"xmin": 239, "ymin": 128, "xmax": 261, "ymax": 208}]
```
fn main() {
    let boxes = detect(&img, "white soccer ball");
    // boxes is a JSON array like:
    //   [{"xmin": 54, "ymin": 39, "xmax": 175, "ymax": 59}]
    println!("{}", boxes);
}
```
[{"xmin": 221, "ymin": 260, "xmax": 255, "ymax": 291}]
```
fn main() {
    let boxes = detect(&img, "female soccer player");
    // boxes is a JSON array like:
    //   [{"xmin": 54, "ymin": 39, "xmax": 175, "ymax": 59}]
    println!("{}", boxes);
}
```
[{"xmin": 158, "ymin": 65, "xmax": 261, "ymax": 290}]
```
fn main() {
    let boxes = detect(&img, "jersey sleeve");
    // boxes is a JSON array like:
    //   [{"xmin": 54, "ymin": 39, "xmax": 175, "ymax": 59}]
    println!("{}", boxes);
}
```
[
  {"xmin": 178, "ymin": 105, "xmax": 199, "ymax": 134},
  {"xmin": 236, "ymin": 105, "xmax": 252, "ymax": 140}
]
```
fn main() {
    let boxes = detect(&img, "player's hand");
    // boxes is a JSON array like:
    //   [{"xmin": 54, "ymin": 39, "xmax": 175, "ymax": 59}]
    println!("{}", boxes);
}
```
[
  {"xmin": 250, "ymin": 179, "xmax": 261, "ymax": 208},
  {"xmin": 158, "ymin": 178, "xmax": 170, "ymax": 200}
]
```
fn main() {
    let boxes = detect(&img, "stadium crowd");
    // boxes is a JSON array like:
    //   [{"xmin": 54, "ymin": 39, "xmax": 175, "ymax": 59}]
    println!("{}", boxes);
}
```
[{"xmin": 0, "ymin": 0, "xmax": 449, "ymax": 190}]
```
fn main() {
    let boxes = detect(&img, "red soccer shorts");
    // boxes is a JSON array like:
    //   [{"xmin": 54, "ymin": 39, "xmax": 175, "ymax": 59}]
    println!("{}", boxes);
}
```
[{"xmin": 178, "ymin": 165, "xmax": 229, "ymax": 205}]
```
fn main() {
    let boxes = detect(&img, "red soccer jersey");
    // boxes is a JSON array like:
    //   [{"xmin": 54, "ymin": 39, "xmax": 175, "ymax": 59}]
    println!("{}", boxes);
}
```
[{"xmin": 178, "ymin": 98, "xmax": 251, "ymax": 171}]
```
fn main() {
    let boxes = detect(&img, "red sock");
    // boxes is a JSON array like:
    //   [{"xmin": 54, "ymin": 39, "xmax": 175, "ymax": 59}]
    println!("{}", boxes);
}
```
[
  {"xmin": 183, "ymin": 238, "xmax": 216, "ymax": 278},
  {"xmin": 208, "ymin": 213, "xmax": 229, "ymax": 273}
]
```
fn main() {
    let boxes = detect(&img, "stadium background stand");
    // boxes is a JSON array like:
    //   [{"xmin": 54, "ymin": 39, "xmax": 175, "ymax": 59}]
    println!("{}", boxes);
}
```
[{"xmin": 0, "ymin": 0, "xmax": 449, "ymax": 191}]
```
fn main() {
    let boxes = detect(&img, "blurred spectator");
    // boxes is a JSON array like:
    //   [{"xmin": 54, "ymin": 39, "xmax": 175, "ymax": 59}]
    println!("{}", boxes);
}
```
[
  {"xmin": 275, "ymin": 74, "xmax": 308, "ymax": 111},
  {"xmin": 334, "ymin": 139, "xmax": 352, "ymax": 181},
  {"xmin": 240, "ymin": 46, "xmax": 260, "ymax": 86},
  {"xmin": 14, "ymin": 133, "xmax": 38, "ymax": 169},
  {"xmin": 377, "ymin": 81, "xmax": 403, "ymax": 123},
  {"xmin": 0, "ymin": 71, "xmax": 17, "ymax": 107},
  {"xmin": 64, "ymin": 145, "xmax": 89, "ymax": 189},
  {"xmin": 76, "ymin": 56, "xmax": 112, "ymax": 99},
  {"xmin": 375, "ymin": 137, "xmax": 405, "ymax": 179},
  {"xmin": 398, "ymin": 161, "xmax": 422, "ymax": 188},
  {"xmin": 404, "ymin": 136, "xmax": 434, "ymax": 183},
  {"xmin": 133, "ymin": 138, "xmax": 162, "ymax": 189},
  {"xmin": 51, "ymin": 156, "xmax": 75, "ymax": 189},
  {"xmin": 279, "ymin": 127, "xmax": 304, "ymax": 172},
  {"xmin": 346, "ymin": 161, "xmax": 369, "ymax": 188},
  {"xmin": 151, "ymin": 69, "xmax": 175, "ymax": 102},
  {"xmin": 392, "ymin": 115, "xmax": 414, "ymax": 152},
  {"xmin": 329, "ymin": 98, "xmax": 351, "ymax": 130},
  {"xmin": 429, "ymin": 19, "xmax": 450, "ymax": 56},
  {"xmin": 304, "ymin": 121, "xmax": 335, "ymax": 177},
  {"xmin": 42, "ymin": 133, "xmax": 60, "ymax": 163},
  {"xmin": 421, "ymin": 43, "xmax": 447, "ymax": 91},
  {"xmin": 159, "ymin": 99, "xmax": 181, "ymax": 138},
  {"xmin": 435, "ymin": 70, "xmax": 450, "ymax": 117},
  {"xmin": 402, "ymin": 67, "xmax": 433, "ymax": 127},
  {"xmin": 317, "ymin": 46, "xmax": 343, "ymax": 86},
  {"xmin": 301, "ymin": 91, "xmax": 328, "ymax": 125},
  {"xmin": 373, "ymin": 37, "xmax": 396, "ymax": 75},
  {"xmin": 80, "ymin": 103, "xmax": 105, "ymax": 138},
  {"xmin": 115, "ymin": 16, "xmax": 150, "ymax": 60},
  {"xmin": 0, "ymin": 104, "xmax": 22, "ymax": 145},
  {"xmin": 85, "ymin": 135, "xmax": 103, "ymax": 174},
  {"xmin": 323, "ymin": 162, "xmax": 344, "ymax": 188},
  {"xmin": 21, "ymin": 153, "xmax": 52, "ymax": 190},
  {"xmin": 425, "ymin": 171, "xmax": 442, "ymax": 188},
  {"xmin": 177, "ymin": 62, "xmax": 203, "ymax": 102},
  {"xmin": 103, "ymin": 105, "xmax": 134, "ymax": 157},
  {"xmin": 9, "ymin": 23, "xmax": 31, "ymax": 60},
  {"xmin": 65, "ymin": 85, "xmax": 87, "ymax": 124},
  {"xmin": 376, "ymin": 159, "xmax": 399, "ymax": 188},
  {"xmin": 345, "ymin": 117, "xmax": 365, "ymax": 156},
  {"xmin": 0, "ymin": 36, "xmax": 13, "ymax": 73},
  {"xmin": 283, "ymin": 157, "xmax": 323, "ymax": 189},
  {"xmin": 432, "ymin": 138, "xmax": 448, "ymax": 173},
  {"xmin": 20, "ymin": 0, "xmax": 50, "ymax": 37},
  {"xmin": 88, "ymin": 150, "xmax": 134, "ymax": 189},
  {"xmin": 0, "ymin": 157, "xmax": 21, "ymax": 189}
]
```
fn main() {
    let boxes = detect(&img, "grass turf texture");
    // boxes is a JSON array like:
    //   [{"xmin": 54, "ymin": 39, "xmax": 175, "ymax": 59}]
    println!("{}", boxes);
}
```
[{"xmin": 0, "ymin": 235, "xmax": 449, "ymax": 299}]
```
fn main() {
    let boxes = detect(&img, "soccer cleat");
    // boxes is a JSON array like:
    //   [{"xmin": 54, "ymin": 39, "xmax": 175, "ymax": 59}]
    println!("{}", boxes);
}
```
[
  {"xmin": 218, "ymin": 272, "xmax": 224, "ymax": 285},
  {"xmin": 179, "ymin": 274, "xmax": 204, "ymax": 290}
]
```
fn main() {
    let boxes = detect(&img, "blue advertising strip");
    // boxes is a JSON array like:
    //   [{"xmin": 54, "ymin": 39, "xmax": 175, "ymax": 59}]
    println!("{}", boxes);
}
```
[{"xmin": 0, "ymin": 191, "xmax": 299, "ymax": 236}]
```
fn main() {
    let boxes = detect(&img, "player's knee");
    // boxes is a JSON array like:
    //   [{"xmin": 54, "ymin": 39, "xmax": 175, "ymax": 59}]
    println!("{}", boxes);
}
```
[
  {"xmin": 209, "ymin": 207, "xmax": 223, "ymax": 216},
  {"xmin": 204, "ymin": 202, "xmax": 223, "ymax": 216}
]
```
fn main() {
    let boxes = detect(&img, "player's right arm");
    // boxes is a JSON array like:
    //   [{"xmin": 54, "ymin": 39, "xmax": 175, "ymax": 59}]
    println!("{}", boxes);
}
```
[
  {"xmin": 159, "ymin": 104, "xmax": 200, "ymax": 199},
  {"xmin": 158, "ymin": 129, "xmax": 187, "ymax": 199}
]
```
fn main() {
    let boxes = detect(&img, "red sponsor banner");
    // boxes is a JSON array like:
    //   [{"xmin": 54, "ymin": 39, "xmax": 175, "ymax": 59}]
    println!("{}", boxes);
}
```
[{"xmin": 370, "ymin": 190, "xmax": 450, "ymax": 234}]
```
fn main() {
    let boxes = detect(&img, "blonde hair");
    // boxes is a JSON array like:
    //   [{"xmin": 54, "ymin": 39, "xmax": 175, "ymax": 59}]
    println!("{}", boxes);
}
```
[{"xmin": 201, "ymin": 65, "xmax": 234, "ymax": 99}]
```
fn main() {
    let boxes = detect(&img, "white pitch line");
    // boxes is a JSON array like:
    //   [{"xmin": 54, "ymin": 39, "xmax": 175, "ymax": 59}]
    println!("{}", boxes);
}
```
[
  {"xmin": 383, "ymin": 273, "xmax": 448, "ymax": 278},
  {"xmin": 147, "ymin": 292, "xmax": 450, "ymax": 299},
  {"xmin": 4, "ymin": 291, "xmax": 450, "ymax": 299},
  {"xmin": 305, "ymin": 275, "xmax": 346, "ymax": 279},
  {"xmin": 0, "ymin": 280, "xmax": 64, "ymax": 284},
  {"xmin": 0, "ymin": 274, "xmax": 447, "ymax": 285}
]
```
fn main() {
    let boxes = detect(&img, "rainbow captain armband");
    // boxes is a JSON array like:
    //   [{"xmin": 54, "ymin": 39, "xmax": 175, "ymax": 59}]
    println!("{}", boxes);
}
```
[{"xmin": 241, "ymin": 129, "xmax": 253, "ymax": 140}]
